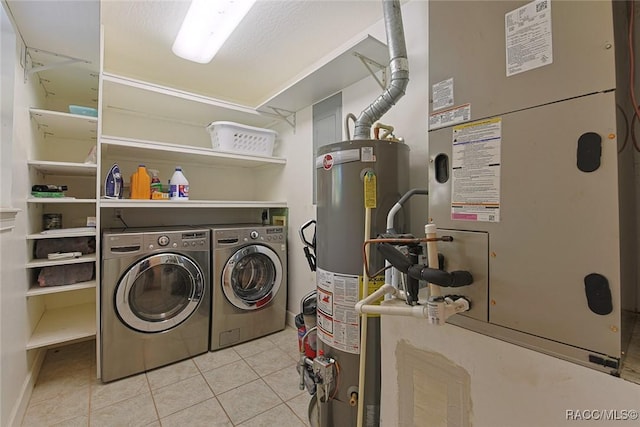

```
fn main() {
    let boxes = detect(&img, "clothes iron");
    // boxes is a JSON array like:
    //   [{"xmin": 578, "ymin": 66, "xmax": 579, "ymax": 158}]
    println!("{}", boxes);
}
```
[{"xmin": 104, "ymin": 163, "xmax": 123, "ymax": 199}]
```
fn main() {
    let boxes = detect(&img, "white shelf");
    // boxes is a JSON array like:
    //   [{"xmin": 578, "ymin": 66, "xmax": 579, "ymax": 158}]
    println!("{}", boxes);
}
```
[
  {"xmin": 101, "ymin": 135, "xmax": 286, "ymax": 168},
  {"xmin": 102, "ymin": 73, "xmax": 277, "ymax": 128},
  {"xmin": 26, "ymin": 254, "xmax": 96, "ymax": 269},
  {"xmin": 100, "ymin": 199, "xmax": 287, "ymax": 209},
  {"xmin": 257, "ymin": 34, "xmax": 389, "ymax": 113},
  {"xmin": 27, "ymin": 280, "xmax": 97, "ymax": 297},
  {"xmin": 27, "ymin": 228, "xmax": 97, "ymax": 240},
  {"xmin": 26, "ymin": 302, "xmax": 96, "ymax": 350},
  {"xmin": 29, "ymin": 108, "xmax": 97, "ymax": 140},
  {"xmin": 27, "ymin": 198, "xmax": 97, "ymax": 204},
  {"xmin": 28, "ymin": 160, "xmax": 97, "ymax": 176}
]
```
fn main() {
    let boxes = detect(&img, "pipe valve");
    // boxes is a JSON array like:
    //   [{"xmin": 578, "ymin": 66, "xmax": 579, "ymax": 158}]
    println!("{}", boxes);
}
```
[
  {"xmin": 427, "ymin": 295, "xmax": 470, "ymax": 325},
  {"xmin": 349, "ymin": 391, "xmax": 359, "ymax": 407}
]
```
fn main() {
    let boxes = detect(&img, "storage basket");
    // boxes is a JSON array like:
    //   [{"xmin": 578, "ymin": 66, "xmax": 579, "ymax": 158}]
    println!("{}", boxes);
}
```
[{"xmin": 206, "ymin": 121, "xmax": 277, "ymax": 156}]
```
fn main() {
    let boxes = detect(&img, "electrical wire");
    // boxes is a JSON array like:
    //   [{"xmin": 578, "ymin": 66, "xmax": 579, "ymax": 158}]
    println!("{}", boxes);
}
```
[
  {"xmin": 329, "ymin": 359, "xmax": 341, "ymax": 400},
  {"xmin": 617, "ymin": 103, "xmax": 630, "ymax": 153},
  {"xmin": 116, "ymin": 212, "xmax": 128, "ymax": 228}
]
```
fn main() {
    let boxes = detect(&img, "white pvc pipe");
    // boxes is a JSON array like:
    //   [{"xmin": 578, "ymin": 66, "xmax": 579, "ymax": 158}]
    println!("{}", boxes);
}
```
[
  {"xmin": 425, "ymin": 223, "xmax": 441, "ymax": 298},
  {"xmin": 359, "ymin": 302, "xmax": 428, "ymax": 318},
  {"xmin": 356, "ymin": 207, "xmax": 372, "ymax": 427},
  {"xmin": 355, "ymin": 283, "xmax": 397, "ymax": 310},
  {"xmin": 386, "ymin": 202, "xmax": 401, "ymax": 232},
  {"xmin": 355, "ymin": 284, "xmax": 429, "ymax": 318}
]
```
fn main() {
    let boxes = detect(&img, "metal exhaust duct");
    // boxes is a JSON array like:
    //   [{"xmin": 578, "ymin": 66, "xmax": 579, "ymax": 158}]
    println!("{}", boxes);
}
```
[{"xmin": 353, "ymin": 0, "xmax": 409, "ymax": 140}]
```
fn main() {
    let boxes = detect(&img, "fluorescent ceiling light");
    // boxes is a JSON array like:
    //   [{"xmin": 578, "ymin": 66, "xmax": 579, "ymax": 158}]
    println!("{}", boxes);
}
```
[{"xmin": 172, "ymin": 0, "xmax": 257, "ymax": 64}]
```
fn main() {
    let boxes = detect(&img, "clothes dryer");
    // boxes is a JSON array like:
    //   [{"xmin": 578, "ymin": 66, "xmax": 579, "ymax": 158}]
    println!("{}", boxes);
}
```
[
  {"xmin": 101, "ymin": 227, "xmax": 210, "ymax": 382},
  {"xmin": 210, "ymin": 225, "xmax": 287, "ymax": 350}
]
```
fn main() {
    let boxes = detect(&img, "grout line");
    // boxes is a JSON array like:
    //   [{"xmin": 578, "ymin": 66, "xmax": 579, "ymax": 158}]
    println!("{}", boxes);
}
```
[{"xmin": 145, "ymin": 372, "xmax": 162, "ymax": 426}]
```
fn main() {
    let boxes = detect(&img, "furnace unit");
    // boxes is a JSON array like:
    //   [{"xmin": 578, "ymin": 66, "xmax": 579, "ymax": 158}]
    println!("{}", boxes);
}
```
[{"xmin": 428, "ymin": 0, "xmax": 637, "ymax": 373}]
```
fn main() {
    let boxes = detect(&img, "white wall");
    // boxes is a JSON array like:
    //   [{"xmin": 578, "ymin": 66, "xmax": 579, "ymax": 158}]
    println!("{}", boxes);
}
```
[
  {"xmin": 0, "ymin": 21, "xmax": 40, "ymax": 427},
  {"xmin": 380, "ymin": 317, "xmax": 640, "ymax": 427},
  {"xmin": 280, "ymin": 0, "xmax": 640, "ymax": 425}
]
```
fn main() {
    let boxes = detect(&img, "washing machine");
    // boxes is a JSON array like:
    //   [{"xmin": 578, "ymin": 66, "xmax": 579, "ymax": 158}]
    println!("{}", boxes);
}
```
[
  {"xmin": 101, "ymin": 227, "xmax": 210, "ymax": 382},
  {"xmin": 210, "ymin": 225, "xmax": 287, "ymax": 350}
]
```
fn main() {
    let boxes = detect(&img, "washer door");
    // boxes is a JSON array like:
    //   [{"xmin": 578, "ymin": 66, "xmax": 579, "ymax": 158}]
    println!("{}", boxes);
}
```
[
  {"xmin": 222, "ymin": 244, "xmax": 282, "ymax": 310},
  {"xmin": 115, "ymin": 253, "xmax": 205, "ymax": 333}
]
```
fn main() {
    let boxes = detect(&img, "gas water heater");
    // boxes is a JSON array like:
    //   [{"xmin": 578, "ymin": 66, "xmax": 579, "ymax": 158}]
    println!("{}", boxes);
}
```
[
  {"xmin": 315, "ymin": 139, "xmax": 409, "ymax": 426},
  {"xmin": 307, "ymin": 1, "xmax": 410, "ymax": 425}
]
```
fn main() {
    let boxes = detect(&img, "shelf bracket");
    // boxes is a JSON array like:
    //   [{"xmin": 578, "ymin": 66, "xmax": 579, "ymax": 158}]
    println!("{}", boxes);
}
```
[
  {"xmin": 23, "ymin": 47, "xmax": 91, "ymax": 83},
  {"xmin": 353, "ymin": 52, "xmax": 387, "ymax": 90},
  {"xmin": 268, "ymin": 107, "xmax": 296, "ymax": 131}
]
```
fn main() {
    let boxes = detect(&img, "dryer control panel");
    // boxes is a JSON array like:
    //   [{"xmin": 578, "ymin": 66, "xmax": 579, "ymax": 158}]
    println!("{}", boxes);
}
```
[{"xmin": 214, "ymin": 226, "xmax": 286, "ymax": 245}]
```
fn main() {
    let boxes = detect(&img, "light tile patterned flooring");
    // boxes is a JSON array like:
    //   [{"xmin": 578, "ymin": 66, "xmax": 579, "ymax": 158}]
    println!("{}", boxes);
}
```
[{"xmin": 21, "ymin": 327, "xmax": 313, "ymax": 426}]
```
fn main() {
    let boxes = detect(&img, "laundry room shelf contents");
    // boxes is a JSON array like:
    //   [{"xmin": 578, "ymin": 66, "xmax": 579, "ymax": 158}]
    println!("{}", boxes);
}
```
[{"xmin": 99, "ymin": 72, "xmax": 287, "ymax": 207}]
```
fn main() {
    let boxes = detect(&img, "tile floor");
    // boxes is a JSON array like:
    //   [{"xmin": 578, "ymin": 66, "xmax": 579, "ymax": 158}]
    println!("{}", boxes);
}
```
[{"xmin": 21, "ymin": 327, "xmax": 313, "ymax": 427}]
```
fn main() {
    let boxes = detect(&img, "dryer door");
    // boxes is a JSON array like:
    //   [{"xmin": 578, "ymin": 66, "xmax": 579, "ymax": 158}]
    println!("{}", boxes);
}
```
[
  {"xmin": 115, "ymin": 253, "xmax": 205, "ymax": 333},
  {"xmin": 222, "ymin": 244, "xmax": 282, "ymax": 310}
]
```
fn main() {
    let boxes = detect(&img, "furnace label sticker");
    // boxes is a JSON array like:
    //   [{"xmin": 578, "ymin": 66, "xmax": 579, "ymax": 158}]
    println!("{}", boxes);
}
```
[
  {"xmin": 432, "ymin": 78, "xmax": 454, "ymax": 111},
  {"xmin": 316, "ymin": 267, "xmax": 361, "ymax": 354},
  {"xmin": 450, "ymin": 117, "xmax": 501, "ymax": 223},
  {"xmin": 429, "ymin": 103, "xmax": 471, "ymax": 131},
  {"xmin": 505, "ymin": 0, "xmax": 553, "ymax": 77}
]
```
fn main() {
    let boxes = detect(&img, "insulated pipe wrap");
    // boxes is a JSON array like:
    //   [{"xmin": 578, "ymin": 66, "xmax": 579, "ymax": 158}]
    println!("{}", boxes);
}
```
[{"xmin": 354, "ymin": 0, "xmax": 409, "ymax": 140}]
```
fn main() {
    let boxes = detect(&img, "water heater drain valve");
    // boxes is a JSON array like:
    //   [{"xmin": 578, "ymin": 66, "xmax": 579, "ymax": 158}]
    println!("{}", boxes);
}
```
[{"xmin": 427, "ymin": 295, "xmax": 470, "ymax": 325}]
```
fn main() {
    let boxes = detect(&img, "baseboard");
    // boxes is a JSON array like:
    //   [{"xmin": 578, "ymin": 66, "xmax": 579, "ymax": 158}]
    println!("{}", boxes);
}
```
[
  {"xmin": 286, "ymin": 310, "xmax": 296, "ymax": 328},
  {"xmin": 8, "ymin": 348, "xmax": 46, "ymax": 427}
]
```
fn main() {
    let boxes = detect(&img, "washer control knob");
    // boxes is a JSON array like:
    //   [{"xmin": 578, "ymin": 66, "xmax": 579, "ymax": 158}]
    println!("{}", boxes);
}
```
[
  {"xmin": 250, "ymin": 230, "xmax": 259, "ymax": 239},
  {"xmin": 183, "ymin": 242, "xmax": 189, "ymax": 247},
  {"xmin": 158, "ymin": 235, "xmax": 170, "ymax": 246},
  {"xmin": 148, "ymin": 244, "xmax": 154, "ymax": 250},
  {"xmin": 172, "ymin": 243, "xmax": 178, "ymax": 248}
]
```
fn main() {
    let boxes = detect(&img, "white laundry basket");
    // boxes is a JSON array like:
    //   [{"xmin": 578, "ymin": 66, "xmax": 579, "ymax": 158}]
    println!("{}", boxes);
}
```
[{"xmin": 206, "ymin": 121, "xmax": 277, "ymax": 156}]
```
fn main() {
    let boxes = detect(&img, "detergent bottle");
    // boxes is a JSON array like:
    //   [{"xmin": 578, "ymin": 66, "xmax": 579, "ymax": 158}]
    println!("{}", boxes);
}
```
[
  {"xmin": 170, "ymin": 167, "xmax": 189, "ymax": 200},
  {"xmin": 130, "ymin": 165, "xmax": 151, "ymax": 199},
  {"xmin": 149, "ymin": 169, "xmax": 162, "ymax": 198}
]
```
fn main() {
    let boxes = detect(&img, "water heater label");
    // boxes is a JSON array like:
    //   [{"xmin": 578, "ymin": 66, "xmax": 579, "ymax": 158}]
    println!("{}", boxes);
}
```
[
  {"xmin": 316, "ymin": 267, "xmax": 361, "ymax": 354},
  {"xmin": 315, "ymin": 149, "xmax": 360, "ymax": 169},
  {"xmin": 505, "ymin": 0, "xmax": 553, "ymax": 77},
  {"xmin": 451, "ymin": 117, "xmax": 502, "ymax": 222}
]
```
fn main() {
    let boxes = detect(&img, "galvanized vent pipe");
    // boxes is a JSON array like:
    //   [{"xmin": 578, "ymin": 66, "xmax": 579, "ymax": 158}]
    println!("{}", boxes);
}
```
[{"xmin": 353, "ymin": 0, "xmax": 409, "ymax": 140}]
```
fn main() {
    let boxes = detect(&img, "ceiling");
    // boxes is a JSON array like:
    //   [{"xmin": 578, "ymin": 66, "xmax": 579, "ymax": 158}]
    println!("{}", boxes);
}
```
[{"xmin": 5, "ymin": 0, "xmax": 388, "ymax": 108}]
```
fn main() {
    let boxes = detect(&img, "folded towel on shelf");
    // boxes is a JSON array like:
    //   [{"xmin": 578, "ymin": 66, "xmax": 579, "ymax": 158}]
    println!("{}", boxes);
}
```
[{"xmin": 37, "ymin": 263, "xmax": 94, "ymax": 287}]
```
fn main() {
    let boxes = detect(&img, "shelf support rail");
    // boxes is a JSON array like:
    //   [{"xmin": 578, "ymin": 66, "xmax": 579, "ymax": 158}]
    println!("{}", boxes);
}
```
[
  {"xmin": 267, "ymin": 107, "xmax": 296, "ymax": 131},
  {"xmin": 24, "ymin": 47, "xmax": 91, "ymax": 83},
  {"xmin": 353, "ymin": 52, "xmax": 387, "ymax": 91}
]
